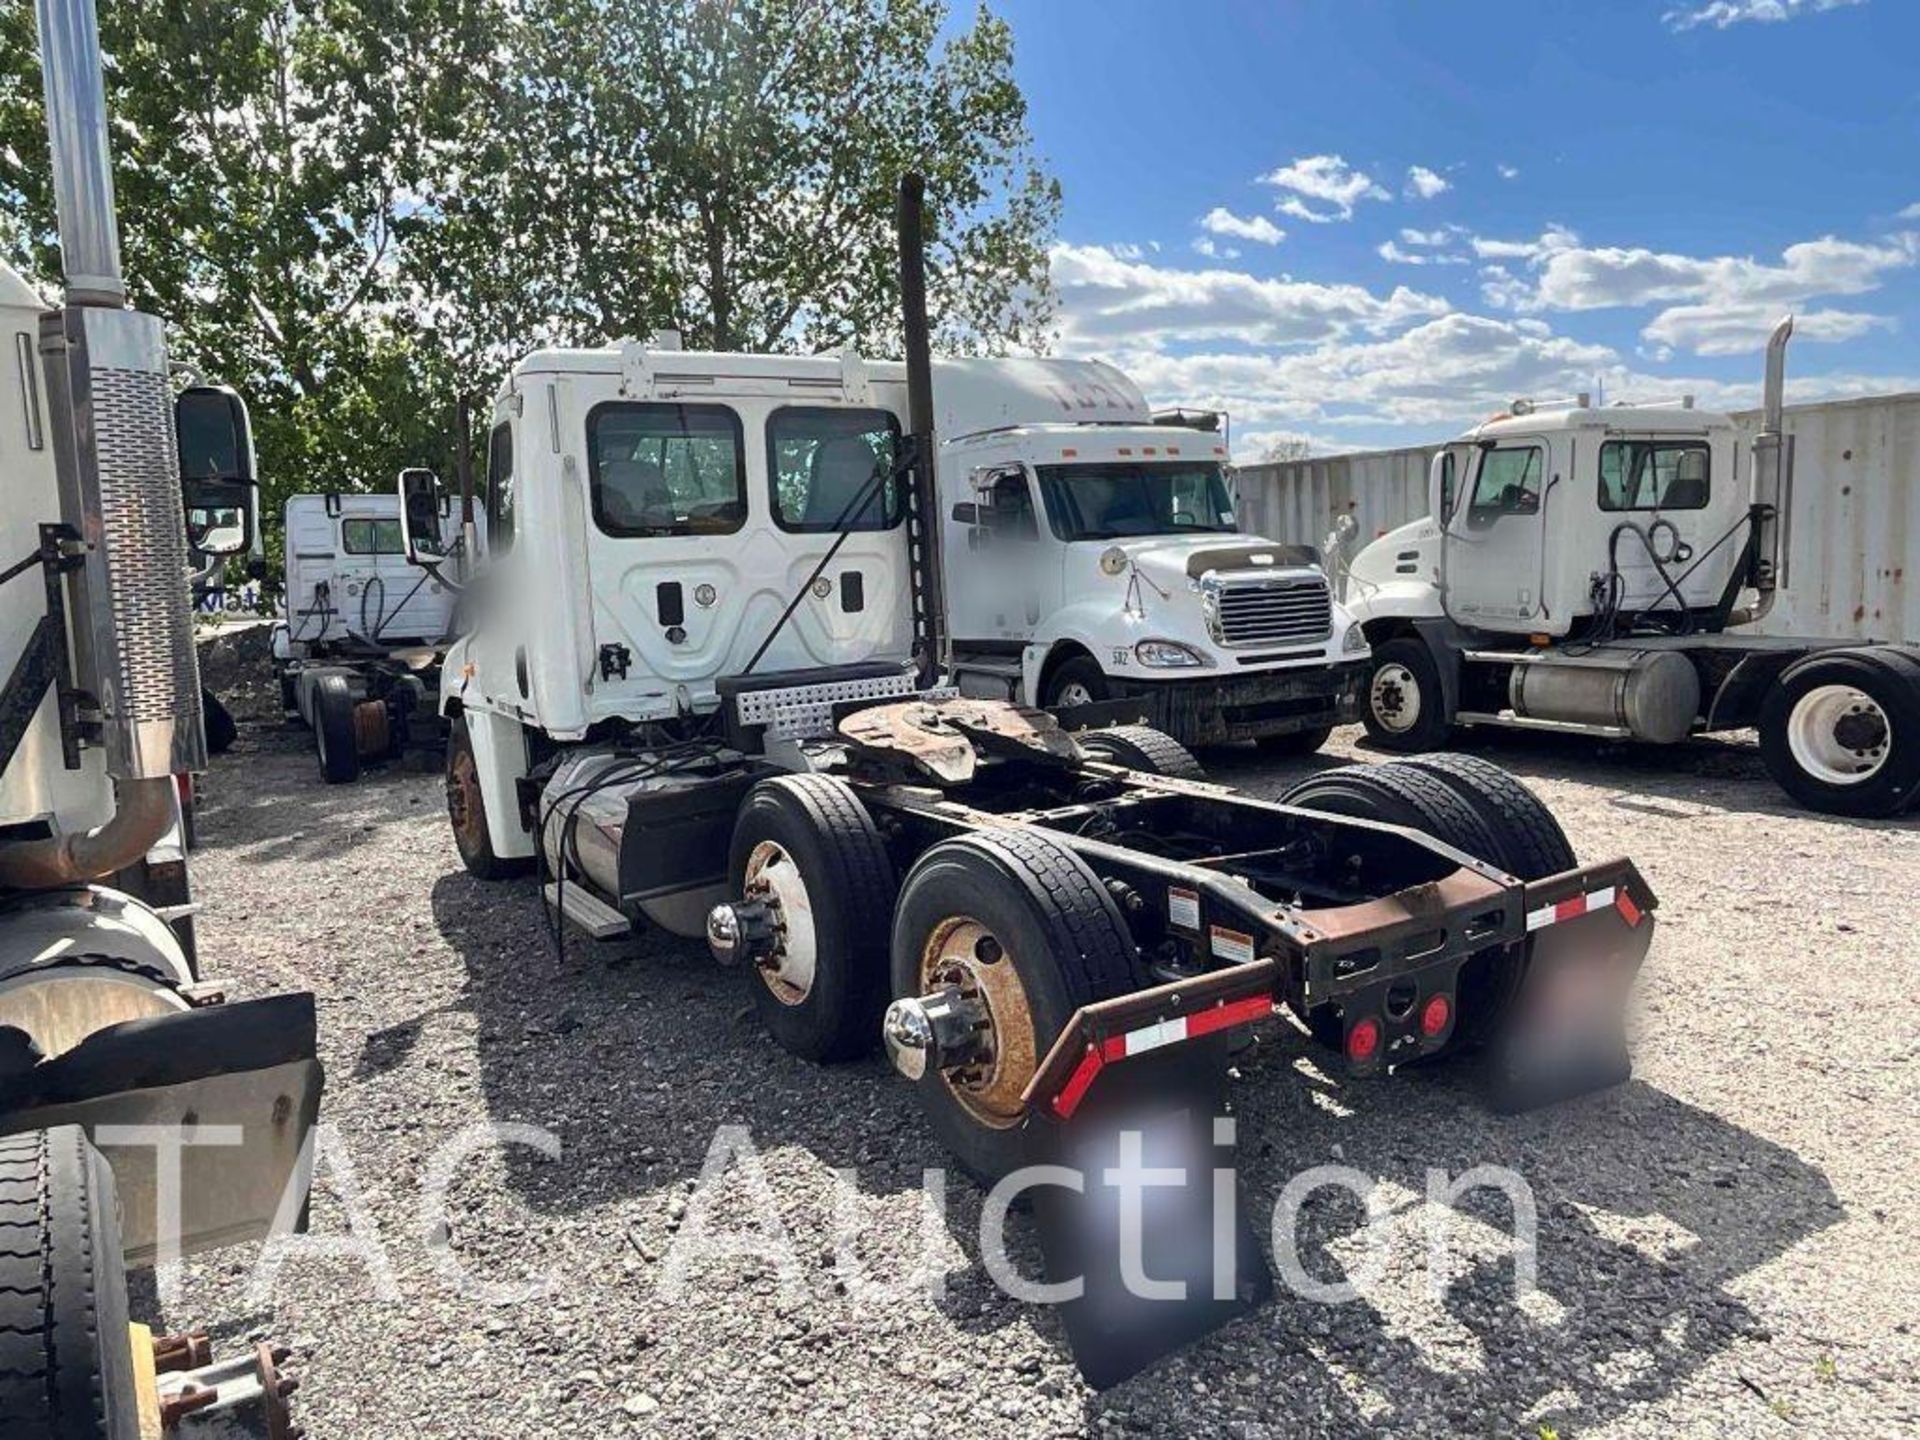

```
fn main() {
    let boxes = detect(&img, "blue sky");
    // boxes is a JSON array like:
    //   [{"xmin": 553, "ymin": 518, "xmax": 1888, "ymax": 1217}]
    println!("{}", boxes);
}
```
[{"xmin": 981, "ymin": 0, "xmax": 1919, "ymax": 456}]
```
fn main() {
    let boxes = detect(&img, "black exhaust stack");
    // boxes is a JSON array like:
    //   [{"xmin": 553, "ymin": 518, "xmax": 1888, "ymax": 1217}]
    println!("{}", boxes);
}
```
[{"xmin": 896, "ymin": 174, "xmax": 947, "ymax": 684}]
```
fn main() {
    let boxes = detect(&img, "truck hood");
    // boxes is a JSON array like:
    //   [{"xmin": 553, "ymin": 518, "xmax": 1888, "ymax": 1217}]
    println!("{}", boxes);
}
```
[{"xmin": 1086, "ymin": 534, "xmax": 1322, "ymax": 583}]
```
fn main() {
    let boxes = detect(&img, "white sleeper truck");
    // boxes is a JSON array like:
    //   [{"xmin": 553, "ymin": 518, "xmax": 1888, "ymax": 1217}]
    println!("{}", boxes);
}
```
[
  {"xmin": 398, "ymin": 175, "xmax": 1660, "ymax": 1385},
  {"xmin": 935, "ymin": 361, "xmax": 1369, "ymax": 751},
  {"xmin": 1338, "ymin": 319, "xmax": 1920, "ymax": 817},
  {"xmin": 273, "ymin": 490, "xmax": 476, "ymax": 783},
  {"xmin": 1, "ymin": 1, "xmax": 320, "ymax": 1433}
]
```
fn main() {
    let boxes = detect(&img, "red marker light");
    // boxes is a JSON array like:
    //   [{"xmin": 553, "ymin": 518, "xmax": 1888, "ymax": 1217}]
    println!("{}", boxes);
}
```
[
  {"xmin": 1346, "ymin": 1016, "xmax": 1381, "ymax": 1063},
  {"xmin": 1420, "ymin": 993, "xmax": 1452, "ymax": 1037}
]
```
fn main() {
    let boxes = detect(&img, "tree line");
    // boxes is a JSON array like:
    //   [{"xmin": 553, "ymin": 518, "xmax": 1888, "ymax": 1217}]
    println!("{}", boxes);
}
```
[{"xmin": 0, "ymin": 0, "xmax": 1059, "ymax": 570}]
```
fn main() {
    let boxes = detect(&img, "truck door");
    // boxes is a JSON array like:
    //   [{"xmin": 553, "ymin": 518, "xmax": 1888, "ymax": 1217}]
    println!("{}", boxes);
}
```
[
  {"xmin": 954, "ymin": 467, "xmax": 1049, "ymax": 642},
  {"xmin": 1442, "ymin": 437, "xmax": 1555, "ymax": 631}
]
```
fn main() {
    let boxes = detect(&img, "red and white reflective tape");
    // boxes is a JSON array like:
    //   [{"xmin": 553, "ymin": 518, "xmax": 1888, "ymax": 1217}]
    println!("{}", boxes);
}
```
[
  {"xmin": 1526, "ymin": 885, "xmax": 1644, "ymax": 932},
  {"xmin": 1050, "ymin": 992, "xmax": 1275, "ymax": 1119}
]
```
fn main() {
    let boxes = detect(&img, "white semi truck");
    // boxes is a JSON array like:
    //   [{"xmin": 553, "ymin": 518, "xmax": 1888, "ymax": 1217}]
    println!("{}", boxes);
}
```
[
  {"xmin": 0, "ymin": 2, "xmax": 320, "ymax": 1433},
  {"xmin": 1337, "ymin": 320, "xmax": 1920, "ymax": 818},
  {"xmin": 395, "ymin": 176, "xmax": 1657, "ymax": 1384},
  {"xmin": 935, "ymin": 362, "xmax": 1368, "ymax": 751},
  {"xmin": 272, "ymin": 490, "xmax": 477, "ymax": 783}
]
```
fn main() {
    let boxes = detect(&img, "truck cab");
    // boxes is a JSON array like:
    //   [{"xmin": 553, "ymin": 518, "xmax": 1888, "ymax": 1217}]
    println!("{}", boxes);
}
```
[{"xmin": 935, "ymin": 358, "xmax": 1369, "ymax": 748}]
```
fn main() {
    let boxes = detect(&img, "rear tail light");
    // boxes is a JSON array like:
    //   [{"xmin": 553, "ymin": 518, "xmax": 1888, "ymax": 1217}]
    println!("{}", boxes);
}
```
[
  {"xmin": 1420, "ymin": 993, "xmax": 1452, "ymax": 1037},
  {"xmin": 1346, "ymin": 1016, "xmax": 1381, "ymax": 1063}
]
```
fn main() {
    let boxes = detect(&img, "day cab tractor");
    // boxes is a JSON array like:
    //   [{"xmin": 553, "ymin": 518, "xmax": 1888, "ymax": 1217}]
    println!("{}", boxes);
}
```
[
  {"xmin": 397, "ymin": 177, "xmax": 1660, "ymax": 1382},
  {"xmin": 1338, "ymin": 318, "xmax": 1920, "ymax": 818},
  {"xmin": 272, "ymin": 490, "xmax": 477, "ymax": 784},
  {"xmin": 1, "ymin": 1, "xmax": 321, "ymax": 1433}
]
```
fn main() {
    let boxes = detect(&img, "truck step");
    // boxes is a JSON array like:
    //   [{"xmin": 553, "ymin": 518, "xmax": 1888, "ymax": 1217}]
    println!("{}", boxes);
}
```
[
  {"xmin": 951, "ymin": 655, "xmax": 1026, "ymax": 679},
  {"xmin": 542, "ymin": 881, "xmax": 632, "ymax": 939},
  {"xmin": 1455, "ymin": 709, "xmax": 1632, "ymax": 740}
]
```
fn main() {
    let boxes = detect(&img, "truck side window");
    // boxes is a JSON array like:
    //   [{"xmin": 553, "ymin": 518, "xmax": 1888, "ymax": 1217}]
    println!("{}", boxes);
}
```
[
  {"xmin": 587, "ymin": 402, "xmax": 748, "ymax": 538},
  {"xmin": 487, "ymin": 422, "xmax": 515, "ymax": 556},
  {"xmin": 1466, "ymin": 445, "xmax": 1543, "ymax": 529},
  {"xmin": 984, "ymin": 471, "xmax": 1038, "ymax": 540},
  {"xmin": 766, "ymin": 406, "xmax": 901, "ymax": 532},
  {"xmin": 1598, "ymin": 440, "xmax": 1709, "ymax": 512}
]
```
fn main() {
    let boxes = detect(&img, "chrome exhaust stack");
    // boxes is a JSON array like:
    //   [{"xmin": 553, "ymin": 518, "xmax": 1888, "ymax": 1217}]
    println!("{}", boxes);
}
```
[
  {"xmin": 1735, "ymin": 315, "xmax": 1795, "ymax": 626},
  {"xmin": 32, "ymin": 0, "xmax": 205, "ymax": 780}
]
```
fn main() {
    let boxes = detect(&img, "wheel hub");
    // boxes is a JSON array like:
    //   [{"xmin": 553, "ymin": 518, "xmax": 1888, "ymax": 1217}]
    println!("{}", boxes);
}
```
[
  {"xmin": 742, "ymin": 841, "xmax": 817, "ymax": 1005},
  {"xmin": 1371, "ymin": 663, "xmax": 1421, "ymax": 732},
  {"xmin": 916, "ymin": 917, "xmax": 1037, "ymax": 1128},
  {"xmin": 1787, "ymin": 684, "xmax": 1891, "ymax": 785}
]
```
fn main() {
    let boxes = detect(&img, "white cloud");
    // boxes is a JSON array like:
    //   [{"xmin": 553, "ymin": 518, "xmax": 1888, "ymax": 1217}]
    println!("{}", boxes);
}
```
[
  {"xmin": 1521, "ymin": 234, "xmax": 1916, "ymax": 314},
  {"xmin": 1404, "ymin": 166, "xmax": 1451, "ymax": 201},
  {"xmin": 1049, "ymin": 243, "xmax": 1449, "ymax": 349},
  {"xmin": 1200, "ymin": 207, "xmax": 1285, "ymax": 246},
  {"xmin": 1191, "ymin": 237, "xmax": 1239, "ymax": 260},
  {"xmin": 1665, "ymin": 0, "xmax": 1866, "ymax": 31},
  {"xmin": 1378, "ymin": 239, "xmax": 1468, "ymax": 267},
  {"xmin": 1900, "ymin": 202, "xmax": 1920, "ymax": 221},
  {"xmin": 1470, "ymin": 224, "xmax": 1581, "ymax": 263},
  {"xmin": 1496, "ymin": 163, "xmax": 1521, "ymax": 181},
  {"xmin": 1401, "ymin": 226, "xmax": 1465, "ymax": 247},
  {"xmin": 1258, "ymin": 154, "xmax": 1390, "ymax": 224},
  {"xmin": 1642, "ymin": 303, "xmax": 1893, "ymax": 355}
]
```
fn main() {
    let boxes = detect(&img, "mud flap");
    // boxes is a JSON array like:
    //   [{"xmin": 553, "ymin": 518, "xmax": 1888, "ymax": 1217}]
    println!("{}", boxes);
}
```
[
  {"xmin": 0, "ymin": 994, "xmax": 322, "ymax": 1265},
  {"xmin": 1028, "ymin": 1046, "xmax": 1271, "ymax": 1389},
  {"xmin": 1483, "ymin": 864, "xmax": 1655, "ymax": 1113}
]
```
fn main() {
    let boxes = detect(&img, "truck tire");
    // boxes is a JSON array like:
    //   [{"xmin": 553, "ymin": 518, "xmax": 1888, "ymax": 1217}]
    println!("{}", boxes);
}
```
[
  {"xmin": 1255, "ymin": 724, "xmax": 1333, "ymax": 757},
  {"xmin": 445, "ymin": 717, "xmax": 533, "ymax": 880},
  {"xmin": 0, "ymin": 1128, "xmax": 141, "ymax": 1440},
  {"xmin": 1077, "ymin": 724, "xmax": 1206, "ymax": 780},
  {"xmin": 729, "ymin": 774, "xmax": 898, "ymax": 1063},
  {"xmin": 200, "ymin": 687, "xmax": 237, "ymax": 756},
  {"xmin": 1759, "ymin": 648, "xmax": 1920, "ymax": 818},
  {"xmin": 312, "ymin": 674, "xmax": 361, "ymax": 785},
  {"xmin": 1041, "ymin": 654, "xmax": 1110, "ymax": 711},
  {"xmin": 1360, "ymin": 637, "xmax": 1451, "ymax": 752},
  {"xmin": 890, "ymin": 828, "xmax": 1146, "ymax": 1184},
  {"xmin": 277, "ymin": 667, "xmax": 298, "ymax": 716},
  {"xmin": 1395, "ymin": 753, "xmax": 1575, "ymax": 879},
  {"xmin": 1280, "ymin": 761, "xmax": 1522, "ymax": 1054}
]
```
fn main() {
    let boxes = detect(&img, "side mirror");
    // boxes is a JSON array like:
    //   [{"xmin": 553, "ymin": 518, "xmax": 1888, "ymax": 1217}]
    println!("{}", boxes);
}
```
[
  {"xmin": 1428, "ymin": 448, "xmax": 1461, "ymax": 525},
  {"xmin": 951, "ymin": 501, "xmax": 979, "ymax": 525},
  {"xmin": 176, "ymin": 385, "xmax": 256, "ymax": 558},
  {"xmin": 398, "ymin": 467, "xmax": 448, "ymax": 565}
]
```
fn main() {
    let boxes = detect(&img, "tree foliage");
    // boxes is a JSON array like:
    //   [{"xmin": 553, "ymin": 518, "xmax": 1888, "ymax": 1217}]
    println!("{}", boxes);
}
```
[{"xmin": 0, "ymin": 0, "xmax": 1059, "ymax": 568}]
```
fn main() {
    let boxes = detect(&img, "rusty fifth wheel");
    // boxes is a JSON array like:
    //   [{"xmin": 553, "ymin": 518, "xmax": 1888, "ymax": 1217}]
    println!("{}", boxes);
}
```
[
  {"xmin": 885, "ymin": 828, "xmax": 1146, "ymax": 1183},
  {"xmin": 721, "ymin": 774, "xmax": 897, "ymax": 1062}
]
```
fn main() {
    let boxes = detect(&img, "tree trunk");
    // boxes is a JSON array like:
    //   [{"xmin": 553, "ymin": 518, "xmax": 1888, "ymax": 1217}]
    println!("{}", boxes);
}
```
[{"xmin": 703, "ymin": 196, "xmax": 732, "ymax": 351}]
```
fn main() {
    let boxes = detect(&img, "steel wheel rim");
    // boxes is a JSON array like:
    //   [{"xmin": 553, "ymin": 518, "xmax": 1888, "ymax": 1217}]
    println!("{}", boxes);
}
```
[
  {"xmin": 745, "ymin": 840, "xmax": 817, "ymax": 1005},
  {"xmin": 447, "ymin": 747, "xmax": 487, "ymax": 850},
  {"xmin": 1787, "ymin": 684, "xmax": 1890, "ymax": 786},
  {"xmin": 919, "ymin": 916, "xmax": 1037, "ymax": 1130},
  {"xmin": 1056, "ymin": 680, "xmax": 1096, "ymax": 709},
  {"xmin": 1371, "ymin": 662, "xmax": 1421, "ymax": 733}
]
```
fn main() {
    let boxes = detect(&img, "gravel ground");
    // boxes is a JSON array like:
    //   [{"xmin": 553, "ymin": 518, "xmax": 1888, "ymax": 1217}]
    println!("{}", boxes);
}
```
[{"xmin": 159, "ymin": 687, "xmax": 1919, "ymax": 1439}]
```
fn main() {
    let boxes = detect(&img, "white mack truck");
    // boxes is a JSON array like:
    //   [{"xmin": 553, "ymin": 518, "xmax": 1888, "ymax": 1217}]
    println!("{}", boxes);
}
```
[
  {"xmin": 1337, "ymin": 319, "xmax": 1920, "ymax": 818},
  {"xmin": 1, "ymin": 2, "xmax": 320, "ymax": 1433},
  {"xmin": 396, "ymin": 176, "xmax": 1660, "ymax": 1385}
]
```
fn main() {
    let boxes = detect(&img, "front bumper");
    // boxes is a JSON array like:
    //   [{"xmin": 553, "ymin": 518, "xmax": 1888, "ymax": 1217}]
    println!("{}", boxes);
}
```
[{"xmin": 1115, "ymin": 658, "xmax": 1367, "ymax": 745}]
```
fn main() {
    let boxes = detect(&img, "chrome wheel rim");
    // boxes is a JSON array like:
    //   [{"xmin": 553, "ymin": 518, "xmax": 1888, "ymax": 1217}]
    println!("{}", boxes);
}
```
[{"xmin": 1787, "ymin": 684, "xmax": 1890, "ymax": 786}]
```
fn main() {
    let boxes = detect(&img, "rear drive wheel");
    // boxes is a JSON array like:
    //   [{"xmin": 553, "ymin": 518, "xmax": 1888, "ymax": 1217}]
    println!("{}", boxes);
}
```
[
  {"xmin": 312, "ymin": 674, "xmax": 361, "ymax": 785},
  {"xmin": 0, "ymin": 1127, "xmax": 141, "ymax": 1440},
  {"xmin": 1255, "ymin": 724, "xmax": 1333, "ymax": 757},
  {"xmin": 1760, "ymin": 648, "xmax": 1920, "ymax": 817},
  {"xmin": 1077, "ymin": 724, "xmax": 1206, "ymax": 780},
  {"xmin": 200, "ymin": 688, "xmax": 237, "ymax": 755},
  {"xmin": 1042, "ymin": 654, "xmax": 1111, "ymax": 711},
  {"xmin": 1361, "ymin": 637, "xmax": 1451, "ymax": 752},
  {"xmin": 445, "ymin": 717, "xmax": 532, "ymax": 880},
  {"xmin": 728, "ymin": 775, "xmax": 897, "ymax": 1063},
  {"xmin": 277, "ymin": 667, "xmax": 298, "ymax": 716},
  {"xmin": 890, "ymin": 829, "xmax": 1145, "ymax": 1184}
]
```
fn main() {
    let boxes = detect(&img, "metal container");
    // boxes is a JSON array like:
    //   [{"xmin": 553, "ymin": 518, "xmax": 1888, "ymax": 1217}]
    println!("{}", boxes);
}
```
[{"xmin": 1508, "ymin": 648, "xmax": 1701, "ymax": 744}]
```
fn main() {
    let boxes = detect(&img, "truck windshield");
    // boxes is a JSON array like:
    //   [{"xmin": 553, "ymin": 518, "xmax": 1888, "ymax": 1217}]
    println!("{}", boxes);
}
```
[{"xmin": 1034, "ymin": 462, "xmax": 1236, "ymax": 541}]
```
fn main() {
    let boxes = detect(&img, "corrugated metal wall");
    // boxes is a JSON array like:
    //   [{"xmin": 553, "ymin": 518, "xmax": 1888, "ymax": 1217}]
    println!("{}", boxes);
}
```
[{"xmin": 1233, "ymin": 391, "xmax": 1920, "ymax": 642}]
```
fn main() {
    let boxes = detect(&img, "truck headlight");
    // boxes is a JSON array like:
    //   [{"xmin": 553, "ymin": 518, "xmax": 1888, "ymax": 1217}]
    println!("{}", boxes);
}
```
[
  {"xmin": 1135, "ymin": 639, "xmax": 1214, "ymax": 669},
  {"xmin": 1342, "ymin": 625, "xmax": 1370, "ymax": 655}
]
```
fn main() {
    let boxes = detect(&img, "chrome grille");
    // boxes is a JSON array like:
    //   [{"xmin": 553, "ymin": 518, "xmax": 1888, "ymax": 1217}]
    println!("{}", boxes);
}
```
[{"xmin": 1212, "ymin": 574, "xmax": 1333, "ymax": 648}]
